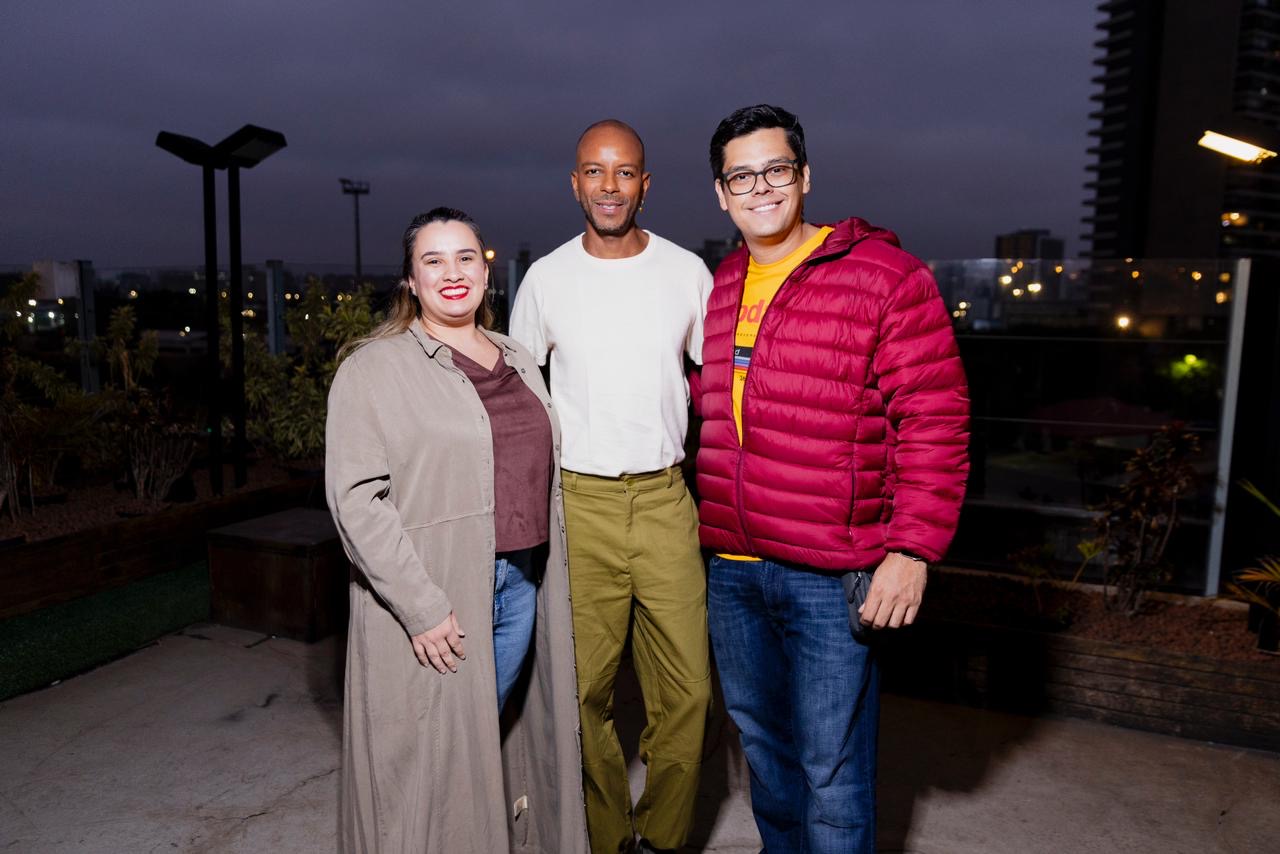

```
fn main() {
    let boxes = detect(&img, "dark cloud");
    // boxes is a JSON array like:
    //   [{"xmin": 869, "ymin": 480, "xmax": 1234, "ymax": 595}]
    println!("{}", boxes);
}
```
[{"xmin": 1, "ymin": 0, "xmax": 1098, "ymax": 269}]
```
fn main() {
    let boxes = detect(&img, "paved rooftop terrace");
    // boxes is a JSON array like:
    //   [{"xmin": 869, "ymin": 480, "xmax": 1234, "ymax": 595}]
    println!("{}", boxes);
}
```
[{"xmin": 2, "ymin": 623, "xmax": 1278, "ymax": 853}]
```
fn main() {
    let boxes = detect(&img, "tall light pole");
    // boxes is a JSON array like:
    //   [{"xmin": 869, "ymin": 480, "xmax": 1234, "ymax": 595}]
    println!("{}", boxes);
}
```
[
  {"xmin": 215, "ymin": 125, "xmax": 288, "ymax": 488},
  {"xmin": 157, "ymin": 124, "xmax": 287, "ymax": 493},
  {"xmin": 340, "ymin": 178, "xmax": 369, "ymax": 283},
  {"xmin": 155, "ymin": 131, "xmax": 227, "ymax": 496}
]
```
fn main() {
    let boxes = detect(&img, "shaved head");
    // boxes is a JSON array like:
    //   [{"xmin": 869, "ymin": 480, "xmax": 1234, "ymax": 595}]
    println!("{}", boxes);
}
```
[{"xmin": 576, "ymin": 119, "xmax": 645, "ymax": 168}]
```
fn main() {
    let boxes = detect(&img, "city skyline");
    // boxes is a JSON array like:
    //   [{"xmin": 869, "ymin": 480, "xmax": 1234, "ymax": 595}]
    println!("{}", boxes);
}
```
[{"xmin": 4, "ymin": 1, "xmax": 1096, "ymax": 269}]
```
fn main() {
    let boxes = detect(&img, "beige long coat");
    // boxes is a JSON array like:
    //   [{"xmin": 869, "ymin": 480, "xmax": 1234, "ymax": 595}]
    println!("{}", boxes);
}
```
[{"xmin": 325, "ymin": 325, "xmax": 588, "ymax": 854}]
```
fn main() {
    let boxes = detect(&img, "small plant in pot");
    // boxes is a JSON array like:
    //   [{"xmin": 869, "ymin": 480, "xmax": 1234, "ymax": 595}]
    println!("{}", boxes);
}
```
[
  {"xmin": 1078, "ymin": 423, "xmax": 1202, "ymax": 616},
  {"xmin": 1226, "ymin": 480, "xmax": 1280, "ymax": 653}
]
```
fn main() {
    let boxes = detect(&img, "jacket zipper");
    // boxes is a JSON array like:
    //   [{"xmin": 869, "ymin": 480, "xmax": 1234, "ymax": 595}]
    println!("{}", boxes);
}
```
[{"xmin": 734, "ymin": 258, "xmax": 812, "ymax": 557}]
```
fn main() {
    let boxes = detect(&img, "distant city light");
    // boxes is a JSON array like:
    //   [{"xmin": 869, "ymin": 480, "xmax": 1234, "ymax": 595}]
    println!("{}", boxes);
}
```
[
  {"xmin": 1054, "ymin": 265, "xmax": 1064, "ymax": 274},
  {"xmin": 1198, "ymin": 130, "xmax": 1278, "ymax": 164},
  {"xmin": 1124, "ymin": 257, "xmax": 1133, "ymax": 263},
  {"xmin": 27, "ymin": 299, "xmax": 36, "ymax": 306},
  {"xmin": 221, "ymin": 290, "xmax": 228, "ymax": 298},
  {"xmin": 128, "ymin": 289, "xmax": 138, "ymax": 299},
  {"xmin": 246, "ymin": 291, "xmax": 254, "ymax": 300},
  {"xmin": 958, "ymin": 301, "xmax": 970, "ymax": 310},
  {"xmin": 1215, "ymin": 291, "xmax": 1229, "ymax": 304},
  {"xmin": 1221, "ymin": 211, "xmax": 1248, "ymax": 227},
  {"xmin": 999, "ymin": 275, "xmax": 1013, "ymax": 285},
  {"xmin": 1012, "ymin": 288, "xmax": 1025, "ymax": 297},
  {"xmin": 1027, "ymin": 282, "xmax": 1042, "ymax": 293},
  {"xmin": 189, "ymin": 287, "xmax": 198, "ymax": 295},
  {"xmin": 1219, "ymin": 272, "xmax": 1231, "ymax": 283},
  {"xmin": 1131, "ymin": 270, "xmax": 1141, "ymax": 279},
  {"xmin": 285, "ymin": 293, "xmax": 292, "ymax": 300},
  {"xmin": 484, "ymin": 249, "xmax": 496, "ymax": 262},
  {"xmin": 56, "ymin": 298, "xmax": 64, "ymax": 305},
  {"xmin": 47, "ymin": 311, "xmax": 55, "ymax": 319},
  {"xmin": 1116, "ymin": 314, "xmax": 1132, "ymax": 330},
  {"xmin": 1184, "ymin": 354, "xmax": 1198, "ymax": 365},
  {"xmin": 1190, "ymin": 271, "xmax": 1203, "ymax": 281},
  {"xmin": 184, "ymin": 326, "xmax": 191, "ymax": 332},
  {"xmin": 13, "ymin": 311, "xmax": 21, "ymax": 318}
]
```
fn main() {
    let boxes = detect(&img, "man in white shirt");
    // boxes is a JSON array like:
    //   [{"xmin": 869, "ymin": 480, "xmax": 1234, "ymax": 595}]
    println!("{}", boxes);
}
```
[{"xmin": 509, "ymin": 120, "xmax": 712, "ymax": 854}]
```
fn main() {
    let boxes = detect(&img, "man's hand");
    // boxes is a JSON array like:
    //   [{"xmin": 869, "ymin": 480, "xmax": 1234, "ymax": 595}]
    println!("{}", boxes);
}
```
[
  {"xmin": 410, "ymin": 612, "xmax": 466, "ymax": 673},
  {"xmin": 859, "ymin": 552, "xmax": 927, "ymax": 630}
]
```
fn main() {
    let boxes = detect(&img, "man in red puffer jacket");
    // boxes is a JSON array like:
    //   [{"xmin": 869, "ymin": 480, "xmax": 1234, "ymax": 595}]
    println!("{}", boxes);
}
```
[{"xmin": 697, "ymin": 104, "xmax": 969, "ymax": 854}]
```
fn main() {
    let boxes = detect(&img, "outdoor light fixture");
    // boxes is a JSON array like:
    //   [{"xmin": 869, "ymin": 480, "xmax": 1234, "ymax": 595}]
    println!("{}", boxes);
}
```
[
  {"xmin": 1197, "ymin": 130, "xmax": 1277, "ymax": 164},
  {"xmin": 214, "ymin": 125, "xmax": 287, "ymax": 167},
  {"xmin": 156, "ymin": 123, "xmax": 287, "ymax": 493},
  {"xmin": 340, "ymin": 178, "xmax": 370, "ymax": 282},
  {"xmin": 217, "ymin": 126, "xmax": 287, "ymax": 489}
]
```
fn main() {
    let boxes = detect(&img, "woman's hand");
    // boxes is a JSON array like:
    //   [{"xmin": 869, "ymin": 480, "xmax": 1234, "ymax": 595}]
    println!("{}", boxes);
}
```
[{"xmin": 410, "ymin": 612, "xmax": 467, "ymax": 673}]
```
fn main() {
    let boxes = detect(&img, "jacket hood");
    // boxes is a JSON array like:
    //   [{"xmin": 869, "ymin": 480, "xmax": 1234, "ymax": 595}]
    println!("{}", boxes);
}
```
[
  {"xmin": 820, "ymin": 216, "xmax": 901, "ymax": 256},
  {"xmin": 717, "ymin": 217, "xmax": 901, "ymax": 280}
]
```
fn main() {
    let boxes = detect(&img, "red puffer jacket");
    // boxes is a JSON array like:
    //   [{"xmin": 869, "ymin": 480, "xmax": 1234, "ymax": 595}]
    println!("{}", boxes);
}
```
[{"xmin": 696, "ymin": 217, "xmax": 969, "ymax": 570}]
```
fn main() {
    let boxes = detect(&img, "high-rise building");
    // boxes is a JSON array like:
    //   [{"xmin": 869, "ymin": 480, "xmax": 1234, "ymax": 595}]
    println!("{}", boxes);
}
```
[
  {"xmin": 1082, "ymin": 0, "xmax": 1280, "ymax": 259},
  {"xmin": 994, "ymin": 228, "xmax": 1065, "ymax": 260}
]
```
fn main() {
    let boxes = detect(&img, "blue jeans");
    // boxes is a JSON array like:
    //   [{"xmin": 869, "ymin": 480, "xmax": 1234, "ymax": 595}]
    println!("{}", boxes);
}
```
[
  {"xmin": 708, "ymin": 556, "xmax": 879, "ymax": 854},
  {"xmin": 493, "ymin": 549, "xmax": 538, "ymax": 712}
]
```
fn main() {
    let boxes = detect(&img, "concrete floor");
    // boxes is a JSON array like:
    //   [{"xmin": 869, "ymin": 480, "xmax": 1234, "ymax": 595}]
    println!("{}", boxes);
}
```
[{"xmin": 2, "ymin": 624, "xmax": 1278, "ymax": 853}]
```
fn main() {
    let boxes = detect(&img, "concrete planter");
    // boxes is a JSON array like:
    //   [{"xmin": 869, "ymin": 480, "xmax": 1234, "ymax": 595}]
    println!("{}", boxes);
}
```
[{"xmin": 0, "ymin": 477, "xmax": 321, "ymax": 619}]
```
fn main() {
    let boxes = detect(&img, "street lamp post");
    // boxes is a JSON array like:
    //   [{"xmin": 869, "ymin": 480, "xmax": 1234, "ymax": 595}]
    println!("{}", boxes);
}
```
[
  {"xmin": 155, "ymin": 131, "xmax": 227, "ymax": 495},
  {"xmin": 215, "ymin": 125, "xmax": 287, "ymax": 488},
  {"xmin": 156, "ymin": 124, "xmax": 286, "ymax": 493},
  {"xmin": 340, "ymin": 179, "xmax": 370, "ymax": 283}
]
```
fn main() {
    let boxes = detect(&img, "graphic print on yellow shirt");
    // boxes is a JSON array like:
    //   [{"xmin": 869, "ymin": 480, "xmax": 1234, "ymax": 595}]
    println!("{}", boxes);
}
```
[
  {"xmin": 732, "ymin": 226, "xmax": 834, "ymax": 440},
  {"xmin": 721, "ymin": 226, "xmax": 833, "ymax": 562}
]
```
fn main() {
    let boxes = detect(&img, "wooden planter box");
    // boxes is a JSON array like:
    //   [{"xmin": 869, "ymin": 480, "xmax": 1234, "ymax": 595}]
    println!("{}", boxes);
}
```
[
  {"xmin": 882, "ymin": 619, "xmax": 1280, "ymax": 753},
  {"xmin": 0, "ymin": 478, "xmax": 321, "ymax": 620},
  {"xmin": 207, "ymin": 508, "xmax": 348, "ymax": 642}
]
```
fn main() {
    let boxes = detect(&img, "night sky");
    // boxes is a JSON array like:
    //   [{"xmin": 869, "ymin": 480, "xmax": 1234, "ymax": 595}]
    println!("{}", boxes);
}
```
[{"xmin": 3, "ymin": 1, "xmax": 1098, "ymax": 271}]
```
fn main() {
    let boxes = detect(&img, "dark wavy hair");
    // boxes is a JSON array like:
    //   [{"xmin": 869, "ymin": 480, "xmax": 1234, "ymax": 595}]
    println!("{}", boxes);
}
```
[{"xmin": 709, "ymin": 104, "xmax": 807, "ymax": 180}]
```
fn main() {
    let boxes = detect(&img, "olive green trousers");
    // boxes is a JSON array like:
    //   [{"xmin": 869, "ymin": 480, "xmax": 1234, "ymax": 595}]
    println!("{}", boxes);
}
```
[{"xmin": 561, "ymin": 467, "xmax": 711, "ymax": 854}]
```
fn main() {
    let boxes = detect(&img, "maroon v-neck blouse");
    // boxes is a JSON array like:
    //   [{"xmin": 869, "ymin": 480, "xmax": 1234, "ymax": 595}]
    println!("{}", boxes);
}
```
[{"xmin": 452, "ymin": 348, "xmax": 553, "ymax": 552}]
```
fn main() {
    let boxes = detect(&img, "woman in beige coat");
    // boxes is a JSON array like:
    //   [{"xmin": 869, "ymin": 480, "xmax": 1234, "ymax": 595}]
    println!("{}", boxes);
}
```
[{"xmin": 325, "ymin": 208, "xmax": 588, "ymax": 853}]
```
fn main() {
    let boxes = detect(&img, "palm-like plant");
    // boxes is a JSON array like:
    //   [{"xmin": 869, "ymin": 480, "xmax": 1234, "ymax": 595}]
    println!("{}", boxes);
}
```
[{"xmin": 1227, "ymin": 480, "xmax": 1280, "ymax": 619}]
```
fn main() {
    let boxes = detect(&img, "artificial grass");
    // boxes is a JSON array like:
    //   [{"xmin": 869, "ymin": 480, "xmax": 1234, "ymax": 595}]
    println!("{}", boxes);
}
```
[{"xmin": 0, "ymin": 560, "xmax": 210, "ymax": 701}]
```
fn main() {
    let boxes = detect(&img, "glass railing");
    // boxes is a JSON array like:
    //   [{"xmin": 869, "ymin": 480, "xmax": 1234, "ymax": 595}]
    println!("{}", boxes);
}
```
[
  {"xmin": 1, "ymin": 256, "xmax": 1253, "ymax": 593},
  {"xmin": 927, "ymin": 258, "xmax": 1249, "ymax": 594}
]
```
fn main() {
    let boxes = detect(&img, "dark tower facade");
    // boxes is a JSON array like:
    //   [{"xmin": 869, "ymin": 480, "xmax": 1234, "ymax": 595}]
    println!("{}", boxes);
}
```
[{"xmin": 1083, "ymin": 0, "xmax": 1280, "ymax": 259}]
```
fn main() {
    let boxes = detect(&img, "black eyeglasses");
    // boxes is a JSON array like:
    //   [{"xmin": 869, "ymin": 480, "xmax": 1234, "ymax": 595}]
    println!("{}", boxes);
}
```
[{"xmin": 720, "ymin": 160, "xmax": 800, "ymax": 195}]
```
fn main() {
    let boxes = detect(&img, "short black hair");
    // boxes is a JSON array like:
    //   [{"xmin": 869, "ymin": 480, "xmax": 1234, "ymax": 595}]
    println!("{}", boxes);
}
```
[{"xmin": 709, "ymin": 104, "xmax": 807, "ymax": 180}]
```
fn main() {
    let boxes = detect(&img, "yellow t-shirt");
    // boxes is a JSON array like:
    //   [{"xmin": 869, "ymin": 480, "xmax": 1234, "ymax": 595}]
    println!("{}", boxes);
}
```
[{"xmin": 722, "ymin": 226, "xmax": 833, "ymax": 561}]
